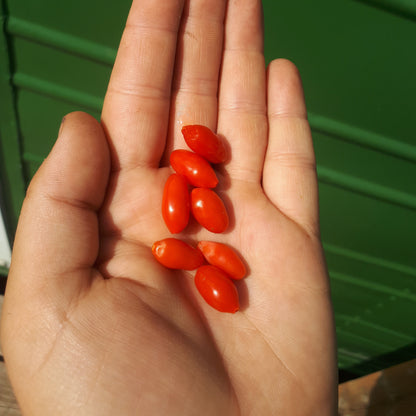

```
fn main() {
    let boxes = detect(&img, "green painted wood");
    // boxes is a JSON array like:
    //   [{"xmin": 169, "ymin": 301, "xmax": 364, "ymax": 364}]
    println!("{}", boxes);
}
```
[
  {"xmin": 13, "ymin": 73, "xmax": 103, "ymax": 111},
  {"xmin": 309, "ymin": 112, "xmax": 416, "ymax": 164},
  {"xmin": 16, "ymin": 88, "xmax": 101, "ymax": 180},
  {"xmin": 264, "ymin": 0, "xmax": 416, "ymax": 147},
  {"xmin": 0, "ymin": 0, "xmax": 415, "ymax": 378},
  {"xmin": 5, "ymin": 0, "xmax": 130, "ymax": 47},
  {"xmin": 0, "ymin": 2, "xmax": 26, "ymax": 237},
  {"xmin": 7, "ymin": 17, "xmax": 116, "ymax": 65},
  {"xmin": 356, "ymin": 0, "xmax": 416, "ymax": 22}
]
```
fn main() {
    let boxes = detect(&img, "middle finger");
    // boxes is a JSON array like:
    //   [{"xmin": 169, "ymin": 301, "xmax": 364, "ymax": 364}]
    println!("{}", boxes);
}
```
[{"xmin": 165, "ymin": 0, "xmax": 227, "ymax": 158}]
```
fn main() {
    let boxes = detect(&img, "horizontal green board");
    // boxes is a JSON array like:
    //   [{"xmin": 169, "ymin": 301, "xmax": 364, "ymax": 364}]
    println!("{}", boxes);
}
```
[
  {"xmin": 319, "ymin": 182, "xmax": 416, "ymax": 268},
  {"xmin": 313, "ymin": 130, "xmax": 416, "ymax": 198},
  {"xmin": 12, "ymin": 36, "xmax": 111, "ymax": 98},
  {"xmin": 7, "ymin": 0, "xmax": 130, "ymax": 49},
  {"xmin": 264, "ymin": 0, "xmax": 416, "ymax": 147},
  {"xmin": 16, "ymin": 89, "xmax": 101, "ymax": 179}
]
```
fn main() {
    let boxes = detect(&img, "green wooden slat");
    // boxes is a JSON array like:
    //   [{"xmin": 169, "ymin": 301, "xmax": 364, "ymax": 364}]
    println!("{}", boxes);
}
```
[
  {"xmin": 309, "ymin": 112, "xmax": 416, "ymax": 164},
  {"xmin": 6, "ymin": 0, "xmax": 130, "ymax": 49},
  {"xmin": 12, "ymin": 35, "xmax": 111, "ymax": 101},
  {"xmin": 332, "ymin": 271, "xmax": 416, "ymax": 304},
  {"xmin": 318, "ymin": 165, "xmax": 416, "ymax": 212},
  {"xmin": 16, "ymin": 88, "xmax": 102, "ymax": 173},
  {"xmin": 335, "ymin": 315, "xmax": 414, "ymax": 345},
  {"xmin": 324, "ymin": 242, "xmax": 416, "ymax": 279},
  {"xmin": 13, "ymin": 72, "xmax": 103, "ymax": 111},
  {"xmin": 0, "ymin": 5, "xmax": 26, "ymax": 236},
  {"xmin": 356, "ymin": 0, "xmax": 416, "ymax": 21},
  {"xmin": 319, "ymin": 182, "xmax": 416, "ymax": 270},
  {"xmin": 7, "ymin": 16, "xmax": 116, "ymax": 65},
  {"xmin": 336, "ymin": 326, "xmax": 415, "ymax": 375}
]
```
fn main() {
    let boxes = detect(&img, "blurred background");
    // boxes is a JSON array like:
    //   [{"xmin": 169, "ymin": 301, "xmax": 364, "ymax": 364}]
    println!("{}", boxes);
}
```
[{"xmin": 0, "ymin": 0, "xmax": 415, "ymax": 382}]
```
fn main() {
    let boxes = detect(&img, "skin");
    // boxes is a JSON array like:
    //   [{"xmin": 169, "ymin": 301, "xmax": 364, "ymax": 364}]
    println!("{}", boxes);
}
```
[{"xmin": 0, "ymin": 0, "xmax": 338, "ymax": 415}]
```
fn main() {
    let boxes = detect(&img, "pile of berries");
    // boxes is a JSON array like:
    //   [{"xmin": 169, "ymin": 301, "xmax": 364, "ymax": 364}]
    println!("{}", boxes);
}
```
[{"xmin": 152, "ymin": 125, "xmax": 246, "ymax": 313}]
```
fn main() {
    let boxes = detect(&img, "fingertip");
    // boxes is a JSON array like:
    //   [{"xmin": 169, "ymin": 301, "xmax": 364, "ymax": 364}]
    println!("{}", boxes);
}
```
[
  {"xmin": 30, "ymin": 111, "xmax": 110, "ymax": 211},
  {"xmin": 59, "ymin": 111, "xmax": 105, "ymax": 144},
  {"xmin": 267, "ymin": 58, "xmax": 307, "ymax": 120},
  {"xmin": 267, "ymin": 58, "xmax": 299, "ymax": 75}
]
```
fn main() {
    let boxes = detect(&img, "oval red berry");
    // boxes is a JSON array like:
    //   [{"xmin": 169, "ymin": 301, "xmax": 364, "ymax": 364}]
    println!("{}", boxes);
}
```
[
  {"xmin": 162, "ymin": 174, "xmax": 190, "ymax": 234},
  {"xmin": 170, "ymin": 150, "xmax": 218, "ymax": 188},
  {"xmin": 191, "ymin": 188, "xmax": 229, "ymax": 233},
  {"xmin": 197, "ymin": 241, "xmax": 246, "ymax": 280},
  {"xmin": 152, "ymin": 238, "xmax": 204, "ymax": 270},
  {"xmin": 195, "ymin": 265, "xmax": 239, "ymax": 313},
  {"xmin": 181, "ymin": 125, "xmax": 227, "ymax": 164}
]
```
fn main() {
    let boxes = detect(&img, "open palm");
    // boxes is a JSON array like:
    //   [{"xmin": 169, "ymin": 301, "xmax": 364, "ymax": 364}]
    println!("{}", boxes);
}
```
[{"xmin": 1, "ymin": 0, "xmax": 338, "ymax": 415}]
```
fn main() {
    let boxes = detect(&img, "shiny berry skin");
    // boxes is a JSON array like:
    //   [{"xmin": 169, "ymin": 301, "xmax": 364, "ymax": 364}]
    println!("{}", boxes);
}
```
[
  {"xmin": 197, "ymin": 241, "xmax": 246, "ymax": 280},
  {"xmin": 170, "ymin": 149, "xmax": 218, "ymax": 188},
  {"xmin": 195, "ymin": 265, "xmax": 239, "ymax": 313},
  {"xmin": 181, "ymin": 125, "xmax": 227, "ymax": 164},
  {"xmin": 191, "ymin": 188, "xmax": 229, "ymax": 233},
  {"xmin": 162, "ymin": 174, "xmax": 190, "ymax": 234},
  {"xmin": 152, "ymin": 238, "xmax": 205, "ymax": 270}
]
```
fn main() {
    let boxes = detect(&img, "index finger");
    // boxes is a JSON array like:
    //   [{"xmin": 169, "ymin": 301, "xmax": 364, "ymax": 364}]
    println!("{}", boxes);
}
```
[{"xmin": 101, "ymin": 0, "xmax": 185, "ymax": 170}]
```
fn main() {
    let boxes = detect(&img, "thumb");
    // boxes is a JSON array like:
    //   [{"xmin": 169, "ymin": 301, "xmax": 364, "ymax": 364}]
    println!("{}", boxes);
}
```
[{"xmin": 4, "ymin": 111, "xmax": 110, "ymax": 309}]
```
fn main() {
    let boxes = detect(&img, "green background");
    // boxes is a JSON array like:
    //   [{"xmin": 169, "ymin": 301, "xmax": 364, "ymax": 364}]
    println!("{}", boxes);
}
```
[{"xmin": 1, "ymin": 0, "xmax": 415, "ymax": 379}]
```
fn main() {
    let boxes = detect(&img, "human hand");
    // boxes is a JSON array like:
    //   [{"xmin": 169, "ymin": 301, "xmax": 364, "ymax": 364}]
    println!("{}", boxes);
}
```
[{"xmin": 1, "ymin": 0, "xmax": 338, "ymax": 415}]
